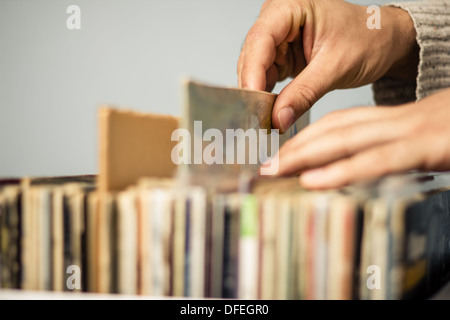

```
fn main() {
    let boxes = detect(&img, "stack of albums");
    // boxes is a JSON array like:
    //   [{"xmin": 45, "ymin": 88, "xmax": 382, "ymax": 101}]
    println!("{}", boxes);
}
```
[
  {"xmin": 1, "ymin": 172, "xmax": 450, "ymax": 300},
  {"xmin": 1, "ymin": 80, "xmax": 450, "ymax": 299}
]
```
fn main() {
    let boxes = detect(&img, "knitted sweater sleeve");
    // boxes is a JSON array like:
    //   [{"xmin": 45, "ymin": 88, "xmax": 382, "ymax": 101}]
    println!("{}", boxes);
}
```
[{"xmin": 372, "ymin": 0, "xmax": 450, "ymax": 105}]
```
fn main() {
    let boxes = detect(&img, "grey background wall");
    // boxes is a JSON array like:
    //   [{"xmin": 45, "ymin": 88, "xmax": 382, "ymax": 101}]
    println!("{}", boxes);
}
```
[{"xmin": 0, "ymin": 0, "xmax": 392, "ymax": 177}]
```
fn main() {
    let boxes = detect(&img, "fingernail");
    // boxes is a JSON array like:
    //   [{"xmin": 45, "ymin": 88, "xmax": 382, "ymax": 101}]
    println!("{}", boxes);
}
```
[
  {"xmin": 300, "ymin": 168, "xmax": 327, "ymax": 185},
  {"xmin": 278, "ymin": 107, "xmax": 295, "ymax": 133}
]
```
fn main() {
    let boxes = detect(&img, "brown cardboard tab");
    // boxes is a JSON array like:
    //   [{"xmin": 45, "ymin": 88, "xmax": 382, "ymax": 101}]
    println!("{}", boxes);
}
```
[{"xmin": 98, "ymin": 106, "xmax": 179, "ymax": 192}]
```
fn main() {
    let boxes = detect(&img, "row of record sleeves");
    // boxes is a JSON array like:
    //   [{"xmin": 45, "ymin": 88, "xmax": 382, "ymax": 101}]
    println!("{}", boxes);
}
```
[{"xmin": 1, "ymin": 173, "xmax": 450, "ymax": 299}]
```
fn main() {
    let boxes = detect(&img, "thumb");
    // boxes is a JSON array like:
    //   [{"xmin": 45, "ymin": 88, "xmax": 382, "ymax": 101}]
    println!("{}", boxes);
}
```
[{"xmin": 272, "ymin": 58, "xmax": 336, "ymax": 133}]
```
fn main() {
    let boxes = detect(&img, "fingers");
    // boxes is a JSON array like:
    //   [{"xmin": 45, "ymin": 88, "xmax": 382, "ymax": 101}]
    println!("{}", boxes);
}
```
[
  {"xmin": 281, "ymin": 105, "xmax": 409, "ymax": 153},
  {"xmin": 239, "ymin": 32, "xmax": 277, "ymax": 91},
  {"xmin": 274, "ymin": 42, "xmax": 290, "ymax": 80},
  {"xmin": 276, "ymin": 117, "xmax": 411, "ymax": 176},
  {"xmin": 265, "ymin": 64, "xmax": 279, "ymax": 92},
  {"xmin": 271, "ymin": 55, "xmax": 336, "ymax": 133},
  {"xmin": 275, "ymin": 42, "xmax": 289, "ymax": 67},
  {"xmin": 299, "ymin": 138, "xmax": 424, "ymax": 189},
  {"xmin": 261, "ymin": 40, "xmax": 300, "ymax": 92},
  {"xmin": 237, "ymin": 1, "xmax": 306, "ymax": 91}
]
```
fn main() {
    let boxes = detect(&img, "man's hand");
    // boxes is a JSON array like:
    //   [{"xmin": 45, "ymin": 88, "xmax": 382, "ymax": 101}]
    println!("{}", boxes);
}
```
[
  {"xmin": 264, "ymin": 88, "xmax": 450, "ymax": 189},
  {"xmin": 237, "ymin": 0, "xmax": 418, "ymax": 133}
]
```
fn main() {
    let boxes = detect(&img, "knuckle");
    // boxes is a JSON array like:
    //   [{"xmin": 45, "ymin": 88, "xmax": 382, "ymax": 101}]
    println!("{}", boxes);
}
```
[
  {"xmin": 422, "ymin": 137, "xmax": 449, "ymax": 170},
  {"xmin": 260, "ymin": 0, "xmax": 273, "ymax": 13},
  {"xmin": 404, "ymin": 112, "xmax": 425, "ymax": 137},
  {"xmin": 376, "ymin": 142, "xmax": 405, "ymax": 175},
  {"xmin": 291, "ymin": 83, "xmax": 318, "ymax": 111},
  {"xmin": 333, "ymin": 162, "xmax": 353, "ymax": 186},
  {"xmin": 245, "ymin": 27, "xmax": 265, "ymax": 42},
  {"xmin": 336, "ymin": 129, "xmax": 352, "ymax": 158},
  {"xmin": 321, "ymin": 109, "xmax": 346, "ymax": 122}
]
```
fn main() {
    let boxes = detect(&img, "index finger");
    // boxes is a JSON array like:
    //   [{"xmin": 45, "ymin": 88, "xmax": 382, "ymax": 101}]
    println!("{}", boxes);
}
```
[{"xmin": 238, "ymin": 2, "xmax": 306, "ymax": 91}]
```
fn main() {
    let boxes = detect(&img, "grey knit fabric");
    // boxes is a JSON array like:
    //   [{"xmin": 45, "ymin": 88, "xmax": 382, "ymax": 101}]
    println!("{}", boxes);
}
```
[{"xmin": 372, "ymin": 0, "xmax": 450, "ymax": 105}]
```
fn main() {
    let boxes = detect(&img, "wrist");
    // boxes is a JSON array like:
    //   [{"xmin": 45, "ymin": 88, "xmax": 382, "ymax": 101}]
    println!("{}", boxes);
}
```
[{"xmin": 383, "ymin": 6, "xmax": 419, "ymax": 80}]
